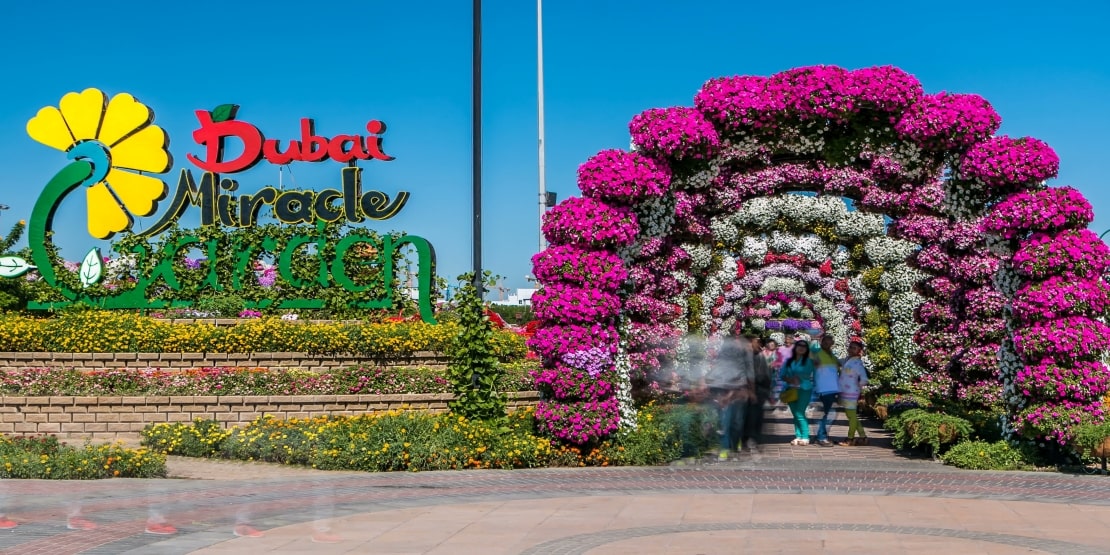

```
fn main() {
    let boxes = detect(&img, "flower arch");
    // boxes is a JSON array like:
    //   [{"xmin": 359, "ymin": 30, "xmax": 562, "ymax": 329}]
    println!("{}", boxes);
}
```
[{"xmin": 529, "ymin": 65, "xmax": 1110, "ymax": 446}]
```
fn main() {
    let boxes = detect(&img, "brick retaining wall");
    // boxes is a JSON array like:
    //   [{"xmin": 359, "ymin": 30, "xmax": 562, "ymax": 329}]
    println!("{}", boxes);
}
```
[
  {"xmin": 0, "ymin": 351, "xmax": 452, "ymax": 372},
  {"xmin": 0, "ymin": 392, "xmax": 542, "ymax": 442}
]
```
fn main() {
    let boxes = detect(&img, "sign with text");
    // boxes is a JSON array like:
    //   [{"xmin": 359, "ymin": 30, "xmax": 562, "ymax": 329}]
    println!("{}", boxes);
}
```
[{"xmin": 1, "ymin": 89, "xmax": 437, "ymax": 322}]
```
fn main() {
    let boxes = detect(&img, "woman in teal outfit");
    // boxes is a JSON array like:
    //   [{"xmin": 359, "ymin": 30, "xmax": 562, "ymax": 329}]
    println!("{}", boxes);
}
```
[{"xmin": 780, "ymin": 339, "xmax": 816, "ymax": 445}]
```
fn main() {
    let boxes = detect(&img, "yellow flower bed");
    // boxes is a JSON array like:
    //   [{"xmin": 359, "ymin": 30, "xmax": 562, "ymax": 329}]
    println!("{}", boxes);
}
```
[{"xmin": 0, "ymin": 311, "xmax": 527, "ymax": 359}]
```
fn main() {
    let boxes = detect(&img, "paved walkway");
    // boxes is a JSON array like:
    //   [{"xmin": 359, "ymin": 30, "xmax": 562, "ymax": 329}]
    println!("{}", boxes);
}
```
[{"xmin": 2, "ymin": 408, "xmax": 1110, "ymax": 554}]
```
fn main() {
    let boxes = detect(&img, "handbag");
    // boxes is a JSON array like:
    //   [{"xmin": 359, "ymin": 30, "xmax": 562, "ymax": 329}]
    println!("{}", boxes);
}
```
[{"xmin": 779, "ymin": 387, "xmax": 798, "ymax": 404}]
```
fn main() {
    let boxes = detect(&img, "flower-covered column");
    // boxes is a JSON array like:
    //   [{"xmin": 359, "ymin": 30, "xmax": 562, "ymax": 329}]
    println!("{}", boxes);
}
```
[{"xmin": 983, "ymin": 185, "xmax": 1110, "ymax": 443}]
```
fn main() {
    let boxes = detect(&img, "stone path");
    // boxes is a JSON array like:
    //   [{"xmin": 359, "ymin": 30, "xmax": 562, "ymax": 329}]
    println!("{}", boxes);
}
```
[{"xmin": 1, "ymin": 408, "xmax": 1108, "ymax": 554}]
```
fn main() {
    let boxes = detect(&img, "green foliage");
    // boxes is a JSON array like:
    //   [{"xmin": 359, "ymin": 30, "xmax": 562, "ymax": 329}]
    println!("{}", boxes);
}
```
[
  {"xmin": 599, "ymin": 404, "xmax": 703, "ymax": 465},
  {"xmin": 195, "ymin": 293, "xmax": 247, "ymax": 317},
  {"xmin": 446, "ymin": 273, "xmax": 506, "ymax": 421},
  {"xmin": 654, "ymin": 403, "xmax": 715, "ymax": 458},
  {"xmin": 1071, "ymin": 421, "xmax": 1110, "ymax": 453},
  {"xmin": 876, "ymin": 392, "xmax": 931, "ymax": 416},
  {"xmin": 885, "ymin": 408, "xmax": 973, "ymax": 456},
  {"xmin": 141, "ymin": 419, "xmax": 230, "ymax": 457},
  {"xmin": 940, "ymin": 440, "xmax": 1037, "ymax": 471},
  {"xmin": 0, "ymin": 220, "xmax": 31, "ymax": 311},
  {"xmin": 0, "ymin": 434, "xmax": 166, "ymax": 479}
]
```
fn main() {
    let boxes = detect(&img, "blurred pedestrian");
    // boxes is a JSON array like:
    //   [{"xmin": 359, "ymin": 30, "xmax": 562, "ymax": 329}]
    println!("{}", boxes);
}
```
[{"xmin": 837, "ymin": 340, "xmax": 870, "ymax": 446}]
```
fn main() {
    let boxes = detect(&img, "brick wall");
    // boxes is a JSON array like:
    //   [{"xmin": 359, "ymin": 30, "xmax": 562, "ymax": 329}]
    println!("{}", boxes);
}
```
[
  {"xmin": 0, "ymin": 351, "xmax": 451, "ymax": 372},
  {"xmin": 0, "ymin": 392, "xmax": 542, "ymax": 442}
]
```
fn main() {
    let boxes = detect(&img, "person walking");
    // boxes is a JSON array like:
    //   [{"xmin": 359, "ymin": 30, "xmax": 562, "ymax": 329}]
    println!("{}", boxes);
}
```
[
  {"xmin": 813, "ymin": 335, "xmax": 841, "ymax": 447},
  {"xmin": 704, "ymin": 334, "xmax": 754, "ymax": 460},
  {"xmin": 780, "ymin": 339, "xmax": 816, "ymax": 445},
  {"xmin": 837, "ymin": 340, "xmax": 870, "ymax": 446},
  {"xmin": 745, "ymin": 335, "xmax": 772, "ymax": 451}
]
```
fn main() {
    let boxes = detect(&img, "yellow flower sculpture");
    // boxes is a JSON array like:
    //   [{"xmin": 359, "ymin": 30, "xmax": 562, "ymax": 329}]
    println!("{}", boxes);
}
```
[{"xmin": 26, "ymin": 88, "xmax": 171, "ymax": 239}]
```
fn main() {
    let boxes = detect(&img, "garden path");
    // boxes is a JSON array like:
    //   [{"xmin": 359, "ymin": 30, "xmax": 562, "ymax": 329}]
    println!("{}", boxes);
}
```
[{"xmin": 2, "ymin": 408, "xmax": 1109, "ymax": 554}]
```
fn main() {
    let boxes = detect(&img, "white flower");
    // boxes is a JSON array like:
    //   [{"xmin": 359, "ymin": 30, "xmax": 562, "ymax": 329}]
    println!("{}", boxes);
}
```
[
  {"xmin": 864, "ymin": 237, "xmax": 917, "ymax": 267},
  {"xmin": 836, "ymin": 213, "xmax": 886, "ymax": 238},
  {"xmin": 710, "ymin": 216, "xmax": 740, "ymax": 244},
  {"xmin": 684, "ymin": 243, "xmax": 713, "ymax": 270},
  {"xmin": 674, "ymin": 163, "xmax": 719, "ymax": 190},
  {"xmin": 880, "ymin": 265, "xmax": 928, "ymax": 294},
  {"xmin": 613, "ymin": 350, "xmax": 638, "ymax": 430},
  {"xmin": 740, "ymin": 236, "xmax": 769, "ymax": 262}
]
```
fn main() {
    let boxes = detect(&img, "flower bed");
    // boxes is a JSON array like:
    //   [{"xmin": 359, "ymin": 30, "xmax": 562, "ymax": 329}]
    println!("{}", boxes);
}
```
[
  {"xmin": 0, "ymin": 311, "xmax": 527, "ymax": 360},
  {"xmin": 0, "ymin": 434, "xmax": 165, "ymax": 479},
  {"xmin": 0, "ymin": 364, "xmax": 537, "ymax": 396},
  {"xmin": 140, "ymin": 404, "xmax": 695, "ymax": 471}
]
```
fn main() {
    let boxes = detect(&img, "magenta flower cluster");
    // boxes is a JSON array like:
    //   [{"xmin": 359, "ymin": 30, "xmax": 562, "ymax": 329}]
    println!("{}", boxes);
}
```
[
  {"xmin": 894, "ymin": 92, "xmax": 1001, "ymax": 150},
  {"xmin": 533, "ymin": 397, "xmax": 620, "ymax": 445},
  {"xmin": 1013, "ymin": 317, "xmax": 1110, "ymax": 361},
  {"xmin": 694, "ymin": 65, "xmax": 923, "ymax": 132},
  {"xmin": 1014, "ymin": 359, "xmax": 1110, "ymax": 404},
  {"xmin": 541, "ymin": 196, "xmax": 639, "ymax": 248},
  {"xmin": 629, "ymin": 107, "xmax": 719, "ymax": 161},
  {"xmin": 531, "ymin": 364, "xmax": 615, "ymax": 400},
  {"xmin": 961, "ymin": 136, "xmax": 1060, "ymax": 190},
  {"xmin": 1017, "ymin": 401, "xmax": 1105, "ymax": 445},
  {"xmin": 578, "ymin": 149, "xmax": 671, "ymax": 204},
  {"xmin": 531, "ymin": 283, "xmax": 621, "ymax": 324},
  {"xmin": 1012, "ymin": 230, "xmax": 1110, "ymax": 280},
  {"xmin": 531, "ymin": 245, "xmax": 627, "ymax": 290},
  {"xmin": 1012, "ymin": 276, "xmax": 1110, "ymax": 324},
  {"xmin": 528, "ymin": 323, "xmax": 620, "ymax": 363},
  {"xmin": 981, "ymin": 187, "xmax": 1093, "ymax": 239}
]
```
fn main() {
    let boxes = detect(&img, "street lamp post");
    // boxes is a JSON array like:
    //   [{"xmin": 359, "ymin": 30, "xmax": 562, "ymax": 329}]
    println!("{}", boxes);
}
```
[
  {"xmin": 537, "ymin": 0, "xmax": 547, "ymax": 254},
  {"xmin": 472, "ymin": 0, "xmax": 483, "ymax": 292}
]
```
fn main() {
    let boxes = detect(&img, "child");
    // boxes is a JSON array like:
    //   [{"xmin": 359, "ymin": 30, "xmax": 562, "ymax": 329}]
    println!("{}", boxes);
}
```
[{"xmin": 837, "ymin": 340, "xmax": 869, "ymax": 446}]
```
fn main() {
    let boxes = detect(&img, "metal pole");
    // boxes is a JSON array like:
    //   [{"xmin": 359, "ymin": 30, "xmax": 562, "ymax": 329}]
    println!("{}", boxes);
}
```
[
  {"xmin": 472, "ymin": 0, "xmax": 483, "ymax": 293},
  {"xmin": 537, "ymin": 0, "xmax": 547, "ymax": 254}
]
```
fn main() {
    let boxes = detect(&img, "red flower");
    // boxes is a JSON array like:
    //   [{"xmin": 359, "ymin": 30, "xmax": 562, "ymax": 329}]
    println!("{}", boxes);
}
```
[{"xmin": 819, "ymin": 259, "xmax": 833, "ymax": 277}]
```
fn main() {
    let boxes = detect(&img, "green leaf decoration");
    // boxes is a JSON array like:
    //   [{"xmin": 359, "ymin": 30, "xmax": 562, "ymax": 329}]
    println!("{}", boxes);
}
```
[
  {"xmin": 0, "ymin": 256, "xmax": 35, "ymax": 278},
  {"xmin": 79, "ymin": 247, "xmax": 104, "ymax": 288},
  {"xmin": 210, "ymin": 104, "xmax": 239, "ymax": 123}
]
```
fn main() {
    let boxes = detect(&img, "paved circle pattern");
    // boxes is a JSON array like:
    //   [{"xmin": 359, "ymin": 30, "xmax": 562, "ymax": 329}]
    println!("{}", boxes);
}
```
[{"xmin": 517, "ymin": 521, "xmax": 1104, "ymax": 555}]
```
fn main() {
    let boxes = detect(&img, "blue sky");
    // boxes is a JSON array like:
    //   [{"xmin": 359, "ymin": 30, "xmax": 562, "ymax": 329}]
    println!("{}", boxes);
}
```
[{"xmin": 1, "ymin": 1, "xmax": 1108, "ymax": 295}]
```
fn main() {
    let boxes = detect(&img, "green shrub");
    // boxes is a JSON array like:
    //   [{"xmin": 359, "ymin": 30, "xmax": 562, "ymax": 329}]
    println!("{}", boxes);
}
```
[
  {"xmin": 941, "ymin": 440, "xmax": 1035, "ymax": 471},
  {"xmin": 195, "ymin": 293, "xmax": 247, "ymax": 317},
  {"xmin": 653, "ymin": 404, "xmax": 714, "ymax": 458},
  {"xmin": 0, "ymin": 435, "xmax": 166, "ymax": 479},
  {"xmin": 596, "ymin": 405, "xmax": 685, "ymax": 466},
  {"xmin": 1071, "ymin": 421, "xmax": 1110, "ymax": 454},
  {"xmin": 446, "ymin": 273, "xmax": 505, "ymax": 421},
  {"xmin": 885, "ymin": 408, "xmax": 972, "ymax": 455},
  {"xmin": 876, "ymin": 392, "xmax": 931, "ymax": 416}
]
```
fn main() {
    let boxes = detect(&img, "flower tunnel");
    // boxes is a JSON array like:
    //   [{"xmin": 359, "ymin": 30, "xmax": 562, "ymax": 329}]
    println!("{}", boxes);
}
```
[{"xmin": 529, "ymin": 65, "xmax": 1110, "ymax": 446}]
